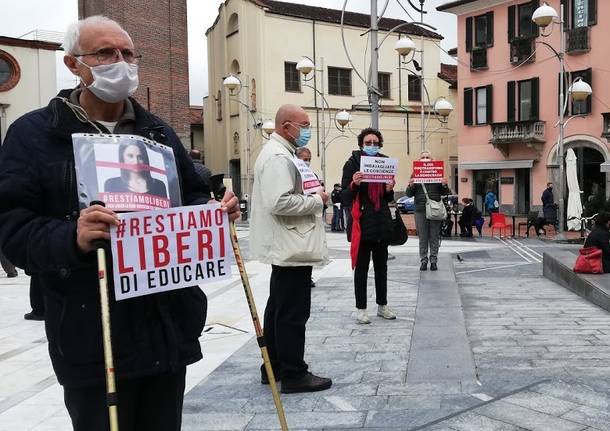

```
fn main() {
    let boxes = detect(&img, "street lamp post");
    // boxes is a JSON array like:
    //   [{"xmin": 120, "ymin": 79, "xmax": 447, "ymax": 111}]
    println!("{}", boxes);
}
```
[
  {"xmin": 532, "ymin": 2, "xmax": 593, "ymax": 237},
  {"xmin": 222, "ymin": 75, "xmax": 275, "ymax": 199}
]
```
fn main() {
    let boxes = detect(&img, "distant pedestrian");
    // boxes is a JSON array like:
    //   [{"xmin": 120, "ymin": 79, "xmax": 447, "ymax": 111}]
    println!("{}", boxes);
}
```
[
  {"xmin": 23, "ymin": 276, "xmax": 45, "ymax": 321},
  {"xmin": 583, "ymin": 212, "xmax": 610, "ymax": 273},
  {"xmin": 406, "ymin": 150, "xmax": 451, "ymax": 271},
  {"xmin": 189, "ymin": 148, "xmax": 212, "ymax": 188},
  {"xmin": 341, "ymin": 127, "xmax": 397, "ymax": 324},
  {"xmin": 458, "ymin": 198, "xmax": 475, "ymax": 237},
  {"xmin": 331, "ymin": 184, "xmax": 344, "ymax": 231},
  {"xmin": 541, "ymin": 182, "xmax": 558, "ymax": 228},
  {"xmin": 485, "ymin": 190, "xmax": 499, "ymax": 227}
]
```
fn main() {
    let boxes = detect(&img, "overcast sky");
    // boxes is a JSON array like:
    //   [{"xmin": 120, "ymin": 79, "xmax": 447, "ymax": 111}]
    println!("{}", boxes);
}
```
[{"xmin": 1, "ymin": 0, "xmax": 456, "ymax": 105}]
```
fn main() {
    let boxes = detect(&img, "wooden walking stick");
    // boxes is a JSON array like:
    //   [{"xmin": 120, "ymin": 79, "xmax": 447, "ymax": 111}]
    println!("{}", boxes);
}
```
[
  {"xmin": 228, "ymin": 222, "xmax": 289, "ymax": 431},
  {"xmin": 209, "ymin": 180, "xmax": 288, "ymax": 430},
  {"xmin": 90, "ymin": 200, "xmax": 120, "ymax": 431}
]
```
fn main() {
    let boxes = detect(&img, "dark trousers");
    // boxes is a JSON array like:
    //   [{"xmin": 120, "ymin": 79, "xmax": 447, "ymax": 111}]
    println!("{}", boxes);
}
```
[
  {"xmin": 64, "ymin": 368, "xmax": 186, "ymax": 431},
  {"xmin": 0, "ymin": 250, "xmax": 16, "ymax": 276},
  {"xmin": 344, "ymin": 206, "xmax": 353, "ymax": 241},
  {"xmin": 458, "ymin": 218, "xmax": 473, "ymax": 236},
  {"xmin": 264, "ymin": 265, "xmax": 312, "ymax": 379},
  {"xmin": 332, "ymin": 206, "xmax": 345, "ymax": 231},
  {"xmin": 29, "ymin": 276, "xmax": 45, "ymax": 314},
  {"xmin": 354, "ymin": 239, "xmax": 388, "ymax": 310}
]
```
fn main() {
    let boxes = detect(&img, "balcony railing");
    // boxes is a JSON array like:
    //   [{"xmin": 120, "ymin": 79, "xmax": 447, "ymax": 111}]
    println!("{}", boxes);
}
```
[
  {"xmin": 491, "ymin": 120, "xmax": 545, "ymax": 143},
  {"xmin": 470, "ymin": 47, "xmax": 487, "ymax": 70},
  {"xmin": 490, "ymin": 120, "xmax": 545, "ymax": 158},
  {"xmin": 510, "ymin": 37, "xmax": 535, "ymax": 64},
  {"xmin": 567, "ymin": 26, "xmax": 590, "ymax": 53}
]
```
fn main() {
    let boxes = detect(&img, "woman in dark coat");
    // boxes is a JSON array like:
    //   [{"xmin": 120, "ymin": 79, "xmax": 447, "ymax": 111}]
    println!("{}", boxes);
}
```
[
  {"xmin": 341, "ymin": 128, "xmax": 396, "ymax": 324},
  {"xmin": 584, "ymin": 212, "xmax": 610, "ymax": 273}
]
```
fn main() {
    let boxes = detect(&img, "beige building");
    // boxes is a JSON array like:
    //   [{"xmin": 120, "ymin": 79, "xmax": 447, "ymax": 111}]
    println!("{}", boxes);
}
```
[
  {"xmin": 0, "ymin": 36, "xmax": 60, "ymax": 144},
  {"xmin": 204, "ymin": 0, "xmax": 458, "ymax": 199}
]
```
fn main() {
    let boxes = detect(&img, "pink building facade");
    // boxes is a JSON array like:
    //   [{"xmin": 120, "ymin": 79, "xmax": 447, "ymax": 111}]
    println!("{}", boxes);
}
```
[{"xmin": 438, "ymin": 0, "xmax": 610, "ymax": 216}]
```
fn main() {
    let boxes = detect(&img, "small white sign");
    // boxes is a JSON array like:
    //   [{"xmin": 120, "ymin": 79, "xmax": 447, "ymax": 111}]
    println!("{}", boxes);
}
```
[
  {"xmin": 292, "ymin": 157, "xmax": 323, "ymax": 194},
  {"xmin": 110, "ymin": 203, "xmax": 232, "ymax": 301},
  {"xmin": 360, "ymin": 156, "xmax": 398, "ymax": 183}
]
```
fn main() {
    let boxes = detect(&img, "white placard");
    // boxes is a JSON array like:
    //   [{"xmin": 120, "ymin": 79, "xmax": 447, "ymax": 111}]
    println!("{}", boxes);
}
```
[
  {"xmin": 110, "ymin": 203, "xmax": 232, "ymax": 300},
  {"xmin": 292, "ymin": 157, "xmax": 322, "ymax": 194},
  {"xmin": 360, "ymin": 156, "xmax": 398, "ymax": 183}
]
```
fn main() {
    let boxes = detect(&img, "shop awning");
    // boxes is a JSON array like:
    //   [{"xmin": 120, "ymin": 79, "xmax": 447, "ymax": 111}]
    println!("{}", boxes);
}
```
[
  {"xmin": 459, "ymin": 160, "xmax": 535, "ymax": 170},
  {"xmin": 601, "ymin": 162, "xmax": 610, "ymax": 173}
]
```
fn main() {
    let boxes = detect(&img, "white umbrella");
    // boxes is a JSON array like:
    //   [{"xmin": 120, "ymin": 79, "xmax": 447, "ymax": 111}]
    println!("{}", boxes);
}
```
[{"xmin": 566, "ymin": 148, "xmax": 583, "ymax": 231}]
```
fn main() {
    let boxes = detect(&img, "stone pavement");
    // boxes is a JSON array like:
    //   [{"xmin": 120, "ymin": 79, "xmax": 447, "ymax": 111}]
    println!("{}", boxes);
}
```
[{"xmin": 2, "ymin": 229, "xmax": 610, "ymax": 430}]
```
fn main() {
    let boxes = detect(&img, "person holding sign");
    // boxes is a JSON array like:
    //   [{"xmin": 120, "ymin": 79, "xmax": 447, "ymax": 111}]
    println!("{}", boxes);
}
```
[
  {"xmin": 0, "ymin": 16, "xmax": 239, "ymax": 431},
  {"xmin": 250, "ymin": 104, "xmax": 332, "ymax": 394},
  {"xmin": 104, "ymin": 140, "xmax": 168, "ymax": 197},
  {"xmin": 341, "ymin": 128, "xmax": 397, "ymax": 325},
  {"xmin": 406, "ymin": 150, "xmax": 451, "ymax": 271}
]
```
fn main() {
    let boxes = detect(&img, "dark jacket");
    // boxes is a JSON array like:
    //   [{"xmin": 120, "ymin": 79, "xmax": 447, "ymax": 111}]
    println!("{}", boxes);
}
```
[
  {"xmin": 192, "ymin": 159, "xmax": 212, "ymax": 188},
  {"xmin": 331, "ymin": 188, "xmax": 342, "ymax": 205},
  {"xmin": 542, "ymin": 187, "xmax": 554, "ymax": 207},
  {"xmin": 584, "ymin": 226, "xmax": 610, "ymax": 273},
  {"xmin": 0, "ymin": 89, "xmax": 211, "ymax": 387},
  {"xmin": 405, "ymin": 181, "xmax": 451, "ymax": 213},
  {"xmin": 460, "ymin": 203, "xmax": 475, "ymax": 225},
  {"xmin": 341, "ymin": 150, "xmax": 394, "ymax": 242}
]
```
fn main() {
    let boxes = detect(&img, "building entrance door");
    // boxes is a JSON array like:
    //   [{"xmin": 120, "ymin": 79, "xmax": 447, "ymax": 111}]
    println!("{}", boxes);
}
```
[
  {"xmin": 473, "ymin": 170, "xmax": 499, "ymax": 212},
  {"xmin": 576, "ymin": 147, "xmax": 606, "ymax": 202},
  {"xmin": 515, "ymin": 168, "xmax": 530, "ymax": 214}
]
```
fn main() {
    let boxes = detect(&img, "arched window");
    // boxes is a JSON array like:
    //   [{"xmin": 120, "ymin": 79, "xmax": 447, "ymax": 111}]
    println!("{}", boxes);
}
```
[
  {"xmin": 227, "ymin": 13, "xmax": 239, "ymax": 36},
  {"xmin": 230, "ymin": 59, "xmax": 241, "ymax": 75}
]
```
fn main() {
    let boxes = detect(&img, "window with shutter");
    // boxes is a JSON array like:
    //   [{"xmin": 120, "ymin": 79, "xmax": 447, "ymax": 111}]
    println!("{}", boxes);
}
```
[
  {"xmin": 466, "ymin": 17, "xmax": 473, "ymax": 52},
  {"xmin": 486, "ymin": 84, "xmax": 493, "ymax": 123},
  {"xmin": 464, "ymin": 87, "xmax": 473, "ymax": 125},
  {"xmin": 507, "ymin": 81, "xmax": 516, "ymax": 122},
  {"xmin": 476, "ymin": 86, "xmax": 488, "ymax": 125},
  {"xmin": 571, "ymin": 68, "xmax": 592, "ymax": 115}
]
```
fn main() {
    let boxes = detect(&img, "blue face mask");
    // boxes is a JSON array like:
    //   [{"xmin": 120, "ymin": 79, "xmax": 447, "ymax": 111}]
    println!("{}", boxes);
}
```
[
  {"xmin": 362, "ymin": 145, "xmax": 379, "ymax": 156},
  {"xmin": 294, "ymin": 126, "xmax": 311, "ymax": 147}
]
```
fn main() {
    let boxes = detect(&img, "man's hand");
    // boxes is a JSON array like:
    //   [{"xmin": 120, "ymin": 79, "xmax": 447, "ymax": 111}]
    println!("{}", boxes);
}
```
[
  {"xmin": 441, "ymin": 178, "xmax": 448, "ymax": 185},
  {"xmin": 317, "ymin": 190, "xmax": 329, "ymax": 205},
  {"xmin": 76, "ymin": 205, "xmax": 119, "ymax": 254},
  {"xmin": 220, "ymin": 191, "xmax": 240, "ymax": 222},
  {"xmin": 386, "ymin": 179, "xmax": 396, "ymax": 191},
  {"xmin": 352, "ymin": 171, "xmax": 364, "ymax": 186}
]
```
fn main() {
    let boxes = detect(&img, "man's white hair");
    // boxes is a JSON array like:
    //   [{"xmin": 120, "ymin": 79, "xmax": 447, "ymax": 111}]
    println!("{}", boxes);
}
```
[{"xmin": 62, "ymin": 16, "xmax": 127, "ymax": 55}]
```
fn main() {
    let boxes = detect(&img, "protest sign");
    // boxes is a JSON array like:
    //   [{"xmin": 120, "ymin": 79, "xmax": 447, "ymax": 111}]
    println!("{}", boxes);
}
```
[
  {"xmin": 72, "ymin": 134, "xmax": 181, "ymax": 211},
  {"xmin": 110, "ymin": 203, "xmax": 232, "ymax": 300},
  {"xmin": 292, "ymin": 157, "xmax": 322, "ymax": 194},
  {"xmin": 412, "ymin": 160, "xmax": 445, "ymax": 183},
  {"xmin": 360, "ymin": 156, "xmax": 397, "ymax": 183}
]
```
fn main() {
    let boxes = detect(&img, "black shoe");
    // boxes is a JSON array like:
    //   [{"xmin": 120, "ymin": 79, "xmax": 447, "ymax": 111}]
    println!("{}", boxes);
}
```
[
  {"xmin": 24, "ymin": 311, "xmax": 44, "ymax": 321},
  {"xmin": 7, "ymin": 272, "xmax": 17, "ymax": 278},
  {"xmin": 420, "ymin": 262, "xmax": 427, "ymax": 271},
  {"xmin": 430, "ymin": 263, "xmax": 438, "ymax": 271},
  {"xmin": 310, "ymin": 278, "xmax": 316, "ymax": 288},
  {"xmin": 387, "ymin": 254, "xmax": 396, "ymax": 261},
  {"xmin": 281, "ymin": 372, "xmax": 332, "ymax": 394}
]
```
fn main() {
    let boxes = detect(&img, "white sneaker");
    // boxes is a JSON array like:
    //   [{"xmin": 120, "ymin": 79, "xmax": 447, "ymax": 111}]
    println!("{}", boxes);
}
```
[
  {"xmin": 377, "ymin": 305, "xmax": 396, "ymax": 320},
  {"xmin": 355, "ymin": 308, "xmax": 371, "ymax": 324}
]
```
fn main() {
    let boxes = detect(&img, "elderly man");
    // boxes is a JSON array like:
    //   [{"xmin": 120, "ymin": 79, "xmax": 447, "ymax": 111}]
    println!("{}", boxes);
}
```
[
  {"xmin": 0, "ymin": 16, "xmax": 238, "ymax": 431},
  {"xmin": 250, "ymin": 104, "xmax": 332, "ymax": 393}
]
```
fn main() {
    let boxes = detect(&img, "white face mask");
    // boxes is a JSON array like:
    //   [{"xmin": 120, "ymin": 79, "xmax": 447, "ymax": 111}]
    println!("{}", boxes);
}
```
[{"xmin": 78, "ymin": 59, "xmax": 139, "ymax": 103}]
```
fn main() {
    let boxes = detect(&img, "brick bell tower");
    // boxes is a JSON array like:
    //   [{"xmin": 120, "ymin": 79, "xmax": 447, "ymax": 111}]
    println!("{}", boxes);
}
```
[{"xmin": 78, "ymin": 0, "xmax": 191, "ymax": 147}]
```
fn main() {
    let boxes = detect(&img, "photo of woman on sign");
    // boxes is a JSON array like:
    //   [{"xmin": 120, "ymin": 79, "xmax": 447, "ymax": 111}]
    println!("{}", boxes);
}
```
[{"xmin": 104, "ymin": 140, "xmax": 168, "ymax": 197}]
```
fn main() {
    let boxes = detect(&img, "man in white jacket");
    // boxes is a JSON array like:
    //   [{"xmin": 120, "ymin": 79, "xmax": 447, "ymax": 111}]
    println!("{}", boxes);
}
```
[{"xmin": 250, "ymin": 104, "xmax": 331, "ymax": 393}]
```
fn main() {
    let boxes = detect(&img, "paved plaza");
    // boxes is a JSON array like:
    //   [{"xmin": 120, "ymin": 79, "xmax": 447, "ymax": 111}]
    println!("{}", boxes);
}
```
[{"xmin": 1, "ymin": 228, "xmax": 610, "ymax": 430}]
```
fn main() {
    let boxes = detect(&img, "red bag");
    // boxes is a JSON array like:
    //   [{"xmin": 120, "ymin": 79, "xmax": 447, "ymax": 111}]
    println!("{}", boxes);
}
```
[{"xmin": 573, "ymin": 247, "xmax": 604, "ymax": 274}]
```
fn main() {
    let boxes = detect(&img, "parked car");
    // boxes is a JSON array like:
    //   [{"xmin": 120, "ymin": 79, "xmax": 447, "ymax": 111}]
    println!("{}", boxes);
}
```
[{"xmin": 396, "ymin": 196, "xmax": 415, "ymax": 213}]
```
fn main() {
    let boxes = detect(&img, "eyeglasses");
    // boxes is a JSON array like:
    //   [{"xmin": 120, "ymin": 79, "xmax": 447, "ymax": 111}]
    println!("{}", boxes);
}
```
[{"xmin": 75, "ymin": 48, "xmax": 142, "ymax": 65}]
